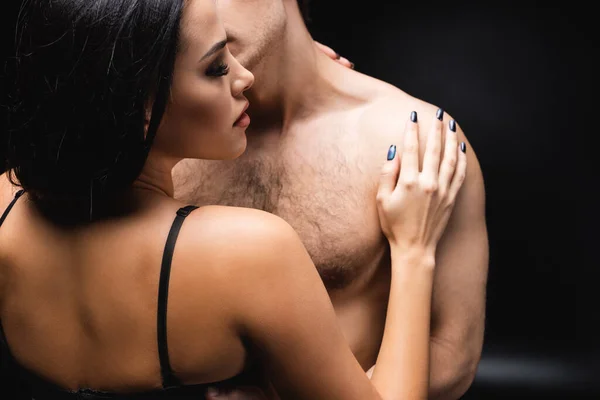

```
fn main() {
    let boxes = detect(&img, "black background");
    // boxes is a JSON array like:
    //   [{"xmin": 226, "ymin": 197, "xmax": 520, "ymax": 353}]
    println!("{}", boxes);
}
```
[{"xmin": 2, "ymin": 1, "xmax": 598, "ymax": 398}]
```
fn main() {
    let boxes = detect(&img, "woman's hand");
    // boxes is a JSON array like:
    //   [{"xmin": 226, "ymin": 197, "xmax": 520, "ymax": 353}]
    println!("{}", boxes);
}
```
[
  {"xmin": 376, "ymin": 111, "xmax": 467, "ymax": 259},
  {"xmin": 314, "ymin": 41, "xmax": 354, "ymax": 69}
]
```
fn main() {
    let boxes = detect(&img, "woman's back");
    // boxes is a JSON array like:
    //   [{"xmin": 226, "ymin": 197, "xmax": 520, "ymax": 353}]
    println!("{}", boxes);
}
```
[{"xmin": 0, "ymin": 175, "xmax": 251, "ymax": 393}]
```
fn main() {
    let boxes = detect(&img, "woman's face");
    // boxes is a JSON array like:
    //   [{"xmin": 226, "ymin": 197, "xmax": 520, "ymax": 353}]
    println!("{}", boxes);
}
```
[{"xmin": 153, "ymin": 0, "xmax": 255, "ymax": 161}]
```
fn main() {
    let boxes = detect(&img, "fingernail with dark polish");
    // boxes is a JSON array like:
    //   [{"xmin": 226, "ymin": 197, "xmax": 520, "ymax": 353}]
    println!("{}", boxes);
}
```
[
  {"xmin": 410, "ymin": 111, "xmax": 418, "ymax": 123},
  {"xmin": 335, "ymin": 52, "xmax": 341, "ymax": 60},
  {"xmin": 387, "ymin": 145, "xmax": 397, "ymax": 160},
  {"xmin": 350, "ymin": 62, "xmax": 355, "ymax": 69},
  {"xmin": 460, "ymin": 142, "xmax": 467, "ymax": 153},
  {"xmin": 436, "ymin": 108, "xmax": 444, "ymax": 121},
  {"xmin": 449, "ymin": 119, "xmax": 456, "ymax": 132}
]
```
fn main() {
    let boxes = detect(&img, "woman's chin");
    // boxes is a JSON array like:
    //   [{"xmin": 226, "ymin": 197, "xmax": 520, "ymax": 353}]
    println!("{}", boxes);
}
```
[
  {"xmin": 224, "ymin": 137, "xmax": 248, "ymax": 160},
  {"xmin": 191, "ymin": 135, "xmax": 248, "ymax": 161}
]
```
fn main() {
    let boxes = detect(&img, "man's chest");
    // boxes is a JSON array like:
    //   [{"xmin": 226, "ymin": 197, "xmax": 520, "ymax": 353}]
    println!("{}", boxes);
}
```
[{"xmin": 174, "ymin": 135, "xmax": 386, "ymax": 289}]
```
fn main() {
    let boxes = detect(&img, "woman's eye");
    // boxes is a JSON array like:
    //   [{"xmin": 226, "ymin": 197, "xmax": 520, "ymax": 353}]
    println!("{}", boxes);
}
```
[{"xmin": 206, "ymin": 62, "xmax": 230, "ymax": 77}]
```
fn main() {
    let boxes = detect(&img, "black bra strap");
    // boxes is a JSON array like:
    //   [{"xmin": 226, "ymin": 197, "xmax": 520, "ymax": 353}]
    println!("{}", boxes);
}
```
[
  {"xmin": 0, "ymin": 190, "xmax": 25, "ymax": 228},
  {"xmin": 157, "ymin": 205, "xmax": 199, "ymax": 389}
]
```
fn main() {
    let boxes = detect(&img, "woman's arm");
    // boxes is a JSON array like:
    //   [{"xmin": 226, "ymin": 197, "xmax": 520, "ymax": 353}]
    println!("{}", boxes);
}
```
[
  {"xmin": 227, "ymin": 211, "xmax": 435, "ymax": 400},
  {"xmin": 370, "ymin": 248, "xmax": 434, "ymax": 398}
]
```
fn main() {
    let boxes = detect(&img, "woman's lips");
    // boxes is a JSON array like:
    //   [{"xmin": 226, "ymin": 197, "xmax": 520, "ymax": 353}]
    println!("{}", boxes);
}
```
[
  {"xmin": 234, "ymin": 102, "xmax": 250, "ymax": 127},
  {"xmin": 234, "ymin": 112, "xmax": 250, "ymax": 128}
]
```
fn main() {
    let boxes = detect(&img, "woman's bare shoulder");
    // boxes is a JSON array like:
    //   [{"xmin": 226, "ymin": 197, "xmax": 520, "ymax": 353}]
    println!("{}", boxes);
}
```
[
  {"xmin": 177, "ymin": 205, "xmax": 304, "ymax": 273},
  {"xmin": 169, "ymin": 204, "xmax": 312, "ymax": 318},
  {"xmin": 163, "ymin": 205, "xmax": 311, "ymax": 365}
]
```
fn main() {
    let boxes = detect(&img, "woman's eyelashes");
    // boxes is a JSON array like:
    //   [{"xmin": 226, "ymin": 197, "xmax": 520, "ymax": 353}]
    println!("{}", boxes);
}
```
[{"xmin": 206, "ymin": 59, "xmax": 230, "ymax": 77}]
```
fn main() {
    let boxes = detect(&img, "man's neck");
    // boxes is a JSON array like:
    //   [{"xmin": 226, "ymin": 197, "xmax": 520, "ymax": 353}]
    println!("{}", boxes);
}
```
[{"xmin": 246, "ymin": 3, "xmax": 336, "ymax": 132}]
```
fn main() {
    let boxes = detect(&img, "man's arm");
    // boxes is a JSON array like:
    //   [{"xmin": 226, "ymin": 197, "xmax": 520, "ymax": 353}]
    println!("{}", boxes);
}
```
[
  {"xmin": 364, "ymin": 98, "xmax": 488, "ymax": 400},
  {"xmin": 428, "ymin": 126, "xmax": 487, "ymax": 399}
]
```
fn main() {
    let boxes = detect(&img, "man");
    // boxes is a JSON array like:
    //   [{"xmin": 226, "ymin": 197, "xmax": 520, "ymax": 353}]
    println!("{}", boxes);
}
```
[{"xmin": 173, "ymin": 1, "xmax": 488, "ymax": 399}]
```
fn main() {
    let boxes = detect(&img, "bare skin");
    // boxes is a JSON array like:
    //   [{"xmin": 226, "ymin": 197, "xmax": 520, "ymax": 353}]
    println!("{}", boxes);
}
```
[
  {"xmin": 173, "ymin": 1, "xmax": 488, "ymax": 399},
  {"xmin": 0, "ymin": 0, "xmax": 469, "ymax": 399},
  {"xmin": 0, "ymin": 112, "xmax": 465, "ymax": 399}
]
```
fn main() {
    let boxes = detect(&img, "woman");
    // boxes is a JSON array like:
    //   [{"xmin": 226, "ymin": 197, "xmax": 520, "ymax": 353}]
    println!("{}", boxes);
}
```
[{"xmin": 0, "ymin": 0, "xmax": 467, "ymax": 399}]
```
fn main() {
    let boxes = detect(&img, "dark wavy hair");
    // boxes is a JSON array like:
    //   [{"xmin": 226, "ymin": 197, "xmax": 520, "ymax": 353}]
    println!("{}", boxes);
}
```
[{"xmin": 4, "ymin": 0, "xmax": 184, "ymax": 221}]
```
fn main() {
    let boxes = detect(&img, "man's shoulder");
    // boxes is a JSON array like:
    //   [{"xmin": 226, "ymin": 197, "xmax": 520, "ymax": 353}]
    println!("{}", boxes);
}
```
[
  {"xmin": 356, "ymin": 81, "xmax": 447, "ymax": 143},
  {"xmin": 322, "ymin": 68, "xmax": 445, "ymax": 141},
  {"xmin": 349, "ymin": 74, "xmax": 485, "ymax": 199},
  {"xmin": 352, "ymin": 76, "xmax": 476, "ymax": 159}
]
